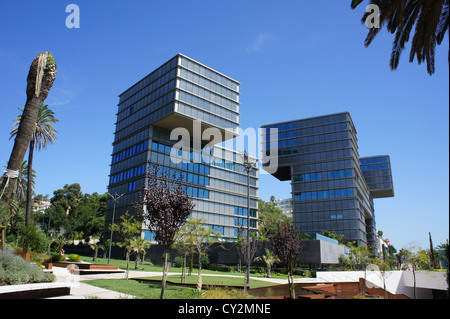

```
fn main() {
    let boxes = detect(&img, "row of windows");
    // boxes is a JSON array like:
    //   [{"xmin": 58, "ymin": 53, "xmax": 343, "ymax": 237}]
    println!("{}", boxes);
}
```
[
  {"xmin": 266, "ymin": 122, "xmax": 351, "ymax": 140},
  {"xmin": 179, "ymin": 56, "xmax": 239, "ymax": 92},
  {"xmin": 294, "ymin": 209, "xmax": 360, "ymax": 222},
  {"xmin": 119, "ymin": 57, "xmax": 177, "ymax": 105},
  {"xmin": 293, "ymin": 169, "xmax": 353, "ymax": 182},
  {"xmin": 178, "ymin": 78, "xmax": 238, "ymax": 112},
  {"xmin": 185, "ymin": 186, "xmax": 210, "ymax": 199},
  {"xmin": 361, "ymin": 163, "xmax": 390, "ymax": 171},
  {"xmin": 234, "ymin": 217, "xmax": 257, "ymax": 228},
  {"xmin": 264, "ymin": 122, "xmax": 297, "ymax": 134},
  {"xmin": 112, "ymin": 141, "xmax": 148, "ymax": 164},
  {"xmin": 277, "ymin": 148, "xmax": 353, "ymax": 162},
  {"xmin": 293, "ymin": 160, "xmax": 352, "ymax": 175},
  {"xmin": 296, "ymin": 130, "xmax": 352, "ymax": 147},
  {"xmin": 270, "ymin": 139, "xmax": 354, "ymax": 158},
  {"xmin": 264, "ymin": 114, "xmax": 349, "ymax": 134},
  {"xmin": 110, "ymin": 164, "xmax": 146, "ymax": 185},
  {"xmin": 265, "ymin": 129, "xmax": 296, "ymax": 141},
  {"xmin": 365, "ymin": 182, "xmax": 393, "ymax": 190},
  {"xmin": 294, "ymin": 199, "xmax": 359, "ymax": 213},
  {"xmin": 294, "ymin": 188, "xmax": 354, "ymax": 201},
  {"xmin": 293, "ymin": 178, "xmax": 354, "ymax": 193},
  {"xmin": 360, "ymin": 156, "xmax": 389, "ymax": 165},
  {"xmin": 178, "ymin": 90, "xmax": 238, "ymax": 122},
  {"xmin": 179, "ymin": 67, "xmax": 238, "ymax": 102}
]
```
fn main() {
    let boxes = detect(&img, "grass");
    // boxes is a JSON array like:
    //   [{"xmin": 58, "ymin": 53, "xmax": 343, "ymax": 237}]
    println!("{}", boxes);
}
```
[
  {"xmin": 137, "ymin": 274, "xmax": 278, "ymax": 289},
  {"xmin": 79, "ymin": 255, "xmax": 289, "ymax": 279},
  {"xmin": 80, "ymin": 255, "xmax": 283, "ymax": 298},
  {"xmin": 84, "ymin": 279, "xmax": 201, "ymax": 299},
  {"xmin": 84, "ymin": 277, "xmax": 262, "ymax": 299}
]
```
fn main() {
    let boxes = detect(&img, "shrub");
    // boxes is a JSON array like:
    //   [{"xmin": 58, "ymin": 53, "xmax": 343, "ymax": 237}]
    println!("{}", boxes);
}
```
[
  {"xmin": 68, "ymin": 254, "xmax": 80, "ymax": 262},
  {"xmin": 200, "ymin": 288, "xmax": 255, "ymax": 299},
  {"xmin": 200, "ymin": 254, "xmax": 210, "ymax": 269},
  {"xmin": 0, "ymin": 250, "xmax": 55, "ymax": 285},
  {"xmin": 174, "ymin": 256, "xmax": 184, "ymax": 268},
  {"xmin": 18, "ymin": 224, "xmax": 50, "ymax": 253},
  {"xmin": 47, "ymin": 252, "xmax": 66, "ymax": 263}
]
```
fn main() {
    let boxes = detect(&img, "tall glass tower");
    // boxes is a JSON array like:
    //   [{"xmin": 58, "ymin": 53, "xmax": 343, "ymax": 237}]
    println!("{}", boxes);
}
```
[
  {"xmin": 107, "ymin": 54, "xmax": 258, "ymax": 242},
  {"xmin": 261, "ymin": 112, "xmax": 394, "ymax": 248}
]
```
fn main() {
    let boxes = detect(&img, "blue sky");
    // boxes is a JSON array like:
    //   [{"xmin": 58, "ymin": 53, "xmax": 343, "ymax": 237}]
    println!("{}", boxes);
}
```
[{"xmin": 0, "ymin": 1, "xmax": 448, "ymax": 249}]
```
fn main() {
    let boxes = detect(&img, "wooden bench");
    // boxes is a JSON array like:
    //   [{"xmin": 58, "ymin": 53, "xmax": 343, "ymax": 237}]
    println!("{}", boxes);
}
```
[{"xmin": 0, "ymin": 282, "xmax": 71, "ymax": 299}]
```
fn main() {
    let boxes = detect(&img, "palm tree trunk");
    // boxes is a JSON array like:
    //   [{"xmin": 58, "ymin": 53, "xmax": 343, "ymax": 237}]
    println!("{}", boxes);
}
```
[
  {"xmin": 1, "ymin": 52, "xmax": 56, "ymax": 203},
  {"xmin": 26, "ymin": 139, "xmax": 35, "ymax": 227}
]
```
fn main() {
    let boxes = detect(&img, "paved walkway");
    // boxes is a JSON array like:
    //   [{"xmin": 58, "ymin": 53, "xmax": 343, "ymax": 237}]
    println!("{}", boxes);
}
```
[{"xmin": 47, "ymin": 266, "xmax": 312, "ymax": 299}]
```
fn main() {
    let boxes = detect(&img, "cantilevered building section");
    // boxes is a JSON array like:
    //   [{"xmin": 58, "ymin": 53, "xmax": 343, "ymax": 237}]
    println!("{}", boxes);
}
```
[
  {"xmin": 107, "ymin": 54, "xmax": 258, "ymax": 242},
  {"xmin": 261, "ymin": 112, "xmax": 394, "ymax": 248}
]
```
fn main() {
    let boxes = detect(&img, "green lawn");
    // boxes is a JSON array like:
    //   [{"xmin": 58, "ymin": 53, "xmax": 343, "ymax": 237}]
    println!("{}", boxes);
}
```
[
  {"xmin": 79, "ymin": 255, "xmax": 289, "ymax": 279},
  {"xmin": 84, "ymin": 279, "xmax": 201, "ymax": 299},
  {"xmin": 81, "ymin": 255, "xmax": 280, "ymax": 299},
  {"xmin": 136, "ymin": 274, "xmax": 278, "ymax": 288}
]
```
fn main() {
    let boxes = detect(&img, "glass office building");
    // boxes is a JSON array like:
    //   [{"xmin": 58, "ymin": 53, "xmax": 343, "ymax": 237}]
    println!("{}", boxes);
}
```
[
  {"xmin": 107, "ymin": 53, "xmax": 258, "ymax": 242},
  {"xmin": 261, "ymin": 112, "xmax": 394, "ymax": 248}
]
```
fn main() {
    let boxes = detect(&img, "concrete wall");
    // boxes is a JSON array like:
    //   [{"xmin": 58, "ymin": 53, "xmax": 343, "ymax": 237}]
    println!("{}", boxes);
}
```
[{"xmin": 316, "ymin": 270, "xmax": 448, "ymax": 299}]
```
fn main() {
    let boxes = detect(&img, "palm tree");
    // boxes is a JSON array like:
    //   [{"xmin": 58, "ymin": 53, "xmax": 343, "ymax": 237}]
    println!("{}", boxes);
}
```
[
  {"xmin": 10, "ymin": 103, "xmax": 58, "ymax": 229},
  {"xmin": 351, "ymin": 0, "xmax": 449, "ymax": 75},
  {"xmin": 1, "ymin": 52, "xmax": 57, "ymax": 203},
  {"xmin": 131, "ymin": 238, "xmax": 151, "ymax": 269},
  {"xmin": 15, "ymin": 161, "xmax": 36, "ymax": 201}
]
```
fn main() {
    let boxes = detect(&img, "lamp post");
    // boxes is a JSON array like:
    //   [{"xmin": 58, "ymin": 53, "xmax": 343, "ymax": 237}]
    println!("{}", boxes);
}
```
[
  {"xmin": 107, "ymin": 192, "xmax": 123, "ymax": 264},
  {"xmin": 239, "ymin": 151, "xmax": 258, "ymax": 290}
]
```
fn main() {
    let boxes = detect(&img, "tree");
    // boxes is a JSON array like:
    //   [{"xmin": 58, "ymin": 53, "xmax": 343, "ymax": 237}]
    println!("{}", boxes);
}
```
[
  {"xmin": 351, "ymin": 0, "xmax": 449, "ymax": 75},
  {"xmin": 174, "ymin": 221, "xmax": 197, "ymax": 284},
  {"xmin": 180, "ymin": 218, "xmax": 220, "ymax": 291},
  {"xmin": 133, "ymin": 164, "xmax": 194, "ymax": 299},
  {"xmin": 258, "ymin": 199, "xmax": 291, "ymax": 239},
  {"xmin": 236, "ymin": 226, "xmax": 261, "ymax": 294},
  {"xmin": 131, "ymin": 237, "xmax": 151, "ymax": 270},
  {"xmin": 398, "ymin": 243, "xmax": 430, "ymax": 298},
  {"xmin": 349, "ymin": 245, "xmax": 371, "ymax": 296},
  {"xmin": 48, "ymin": 183, "xmax": 83, "ymax": 236},
  {"xmin": 321, "ymin": 230, "xmax": 345, "ymax": 244},
  {"xmin": 369, "ymin": 258, "xmax": 392, "ymax": 299},
  {"xmin": 261, "ymin": 248, "xmax": 279, "ymax": 278},
  {"xmin": 111, "ymin": 212, "xmax": 141, "ymax": 279},
  {"xmin": 10, "ymin": 103, "xmax": 58, "ymax": 233},
  {"xmin": 429, "ymin": 232, "xmax": 437, "ymax": 269},
  {"xmin": 269, "ymin": 220, "xmax": 303, "ymax": 299},
  {"xmin": 89, "ymin": 240, "xmax": 105, "ymax": 262},
  {"xmin": 8, "ymin": 161, "xmax": 35, "ymax": 202},
  {"xmin": 1, "ymin": 52, "xmax": 57, "ymax": 203}
]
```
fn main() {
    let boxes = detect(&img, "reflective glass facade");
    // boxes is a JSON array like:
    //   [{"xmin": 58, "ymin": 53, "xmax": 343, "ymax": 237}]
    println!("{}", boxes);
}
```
[
  {"xmin": 107, "ymin": 54, "xmax": 258, "ymax": 242},
  {"xmin": 261, "ymin": 112, "xmax": 394, "ymax": 248}
]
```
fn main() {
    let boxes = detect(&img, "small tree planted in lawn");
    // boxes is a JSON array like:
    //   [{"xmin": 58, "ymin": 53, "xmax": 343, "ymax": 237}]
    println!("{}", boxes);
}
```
[
  {"xmin": 111, "ymin": 212, "xmax": 141, "ymax": 280},
  {"xmin": 134, "ymin": 164, "xmax": 194, "ymax": 299},
  {"xmin": 270, "ymin": 220, "xmax": 303, "ymax": 299}
]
